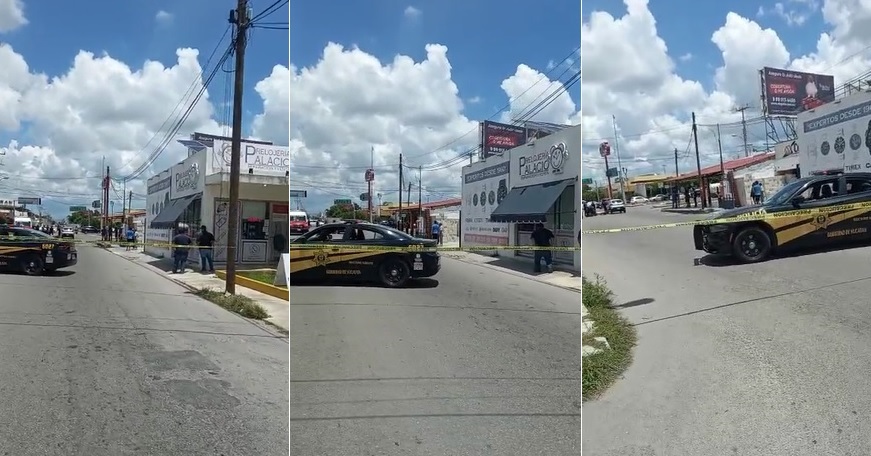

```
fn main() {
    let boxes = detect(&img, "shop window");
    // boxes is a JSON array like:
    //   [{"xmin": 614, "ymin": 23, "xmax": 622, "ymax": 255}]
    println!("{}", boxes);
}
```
[
  {"xmin": 241, "ymin": 201, "xmax": 268, "ymax": 220},
  {"xmin": 550, "ymin": 185, "xmax": 575, "ymax": 231},
  {"xmin": 178, "ymin": 198, "xmax": 202, "ymax": 231}
]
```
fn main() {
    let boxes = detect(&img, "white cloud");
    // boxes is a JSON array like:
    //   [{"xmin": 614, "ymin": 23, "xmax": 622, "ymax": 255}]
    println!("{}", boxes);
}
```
[
  {"xmin": 403, "ymin": 6, "xmax": 421, "ymax": 19},
  {"xmin": 155, "ymin": 10, "xmax": 173, "ymax": 25},
  {"xmin": 0, "ymin": 41, "xmax": 288, "ymax": 213},
  {"xmin": 582, "ymin": 0, "xmax": 871, "ymax": 178},
  {"xmin": 289, "ymin": 43, "xmax": 579, "ymax": 211},
  {"xmin": 0, "ymin": 0, "xmax": 27, "ymax": 33},
  {"xmin": 467, "ymin": 96, "xmax": 482, "ymax": 104},
  {"xmin": 679, "ymin": 53, "xmax": 693, "ymax": 62}
]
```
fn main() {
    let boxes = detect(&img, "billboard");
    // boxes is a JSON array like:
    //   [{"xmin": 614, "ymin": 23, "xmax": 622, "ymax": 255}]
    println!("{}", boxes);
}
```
[
  {"xmin": 762, "ymin": 67, "xmax": 835, "ymax": 116},
  {"xmin": 460, "ymin": 156, "xmax": 510, "ymax": 247},
  {"xmin": 481, "ymin": 121, "xmax": 527, "ymax": 158},
  {"xmin": 773, "ymin": 140, "xmax": 800, "ymax": 172},
  {"xmin": 17, "ymin": 197, "xmax": 40, "ymax": 205},
  {"xmin": 796, "ymin": 90, "xmax": 871, "ymax": 174}
]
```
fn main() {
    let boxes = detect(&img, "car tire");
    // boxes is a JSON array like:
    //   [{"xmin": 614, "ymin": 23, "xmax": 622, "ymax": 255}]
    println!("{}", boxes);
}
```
[
  {"xmin": 378, "ymin": 257, "xmax": 411, "ymax": 288},
  {"xmin": 22, "ymin": 254, "xmax": 45, "ymax": 276},
  {"xmin": 732, "ymin": 226, "xmax": 772, "ymax": 263}
]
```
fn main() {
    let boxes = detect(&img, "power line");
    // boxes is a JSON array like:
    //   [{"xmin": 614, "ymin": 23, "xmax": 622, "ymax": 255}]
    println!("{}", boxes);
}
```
[{"xmin": 250, "ymin": 0, "xmax": 287, "ymax": 23}]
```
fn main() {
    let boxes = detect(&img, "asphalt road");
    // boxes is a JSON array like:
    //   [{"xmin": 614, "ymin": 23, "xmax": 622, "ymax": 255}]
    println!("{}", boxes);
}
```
[
  {"xmin": 0, "ymin": 243, "xmax": 288, "ymax": 455},
  {"xmin": 583, "ymin": 206, "xmax": 871, "ymax": 455},
  {"xmin": 289, "ymin": 257, "xmax": 582, "ymax": 455}
]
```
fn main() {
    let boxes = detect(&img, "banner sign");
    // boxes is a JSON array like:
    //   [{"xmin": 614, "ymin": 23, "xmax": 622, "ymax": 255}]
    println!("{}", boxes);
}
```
[
  {"xmin": 289, "ymin": 190, "xmax": 307, "ymax": 198},
  {"xmin": 18, "ymin": 197, "xmax": 40, "ymax": 205},
  {"xmin": 481, "ymin": 121, "xmax": 528, "ymax": 158},
  {"xmin": 147, "ymin": 177, "xmax": 171, "ymax": 195},
  {"xmin": 464, "ymin": 161, "xmax": 510, "ymax": 185},
  {"xmin": 763, "ymin": 67, "xmax": 835, "ymax": 117}
]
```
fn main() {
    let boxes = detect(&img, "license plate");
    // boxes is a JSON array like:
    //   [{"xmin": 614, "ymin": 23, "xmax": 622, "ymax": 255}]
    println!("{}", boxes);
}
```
[
  {"xmin": 413, "ymin": 262, "xmax": 423, "ymax": 271},
  {"xmin": 45, "ymin": 255, "xmax": 54, "ymax": 264}
]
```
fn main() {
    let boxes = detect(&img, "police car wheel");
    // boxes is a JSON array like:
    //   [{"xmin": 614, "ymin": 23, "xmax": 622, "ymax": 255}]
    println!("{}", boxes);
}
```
[
  {"xmin": 379, "ymin": 257, "xmax": 410, "ymax": 288},
  {"xmin": 732, "ymin": 227, "xmax": 772, "ymax": 263},
  {"xmin": 22, "ymin": 254, "xmax": 44, "ymax": 276}
]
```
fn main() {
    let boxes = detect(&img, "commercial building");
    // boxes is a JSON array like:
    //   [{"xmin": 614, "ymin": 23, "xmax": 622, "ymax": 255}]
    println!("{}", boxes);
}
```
[
  {"xmin": 144, "ymin": 132, "xmax": 289, "ymax": 266},
  {"xmin": 460, "ymin": 123, "xmax": 581, "ymax": 272}
]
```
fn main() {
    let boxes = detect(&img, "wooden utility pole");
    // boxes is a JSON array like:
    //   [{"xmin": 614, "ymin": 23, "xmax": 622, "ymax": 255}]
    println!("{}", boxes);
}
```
[
  {"xmin": 734, "ymin": 105, "xmax": 750, "ymax": 157},
  {"xmin": 691, "ymin": 112, "xmax": 706, "ymax": 209},
  {"xmin": 417, "ymin": 166, "xmax": 422, "ymax": 235},
  {"xmin": 398, "ymin": 153, "xmax": 403, "ymax": 228},
  {"xmin": 225, "ymin": 0, "xmax": 249, "ymax": 294}
]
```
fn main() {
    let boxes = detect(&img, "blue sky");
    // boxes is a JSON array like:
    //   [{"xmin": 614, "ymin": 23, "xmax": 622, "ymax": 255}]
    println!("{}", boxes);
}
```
[
  {"xmin": 289, "ymin": 0, "xmax": 580, "ymax": 128},
  {"xmin": 1, "ymin": 0, "xmax": 288, "ymax": 220}
]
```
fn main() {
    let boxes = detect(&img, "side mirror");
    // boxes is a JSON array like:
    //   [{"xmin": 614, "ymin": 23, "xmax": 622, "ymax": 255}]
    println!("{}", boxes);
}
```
[{"xmin": 791, "ymin": 195, "xmax": 806, "ymax": 207}]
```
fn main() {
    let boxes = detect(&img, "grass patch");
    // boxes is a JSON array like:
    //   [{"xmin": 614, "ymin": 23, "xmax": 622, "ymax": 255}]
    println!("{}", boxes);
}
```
[
  {"xmin": 238, "ymin": 269, "xmax": 281, "ymax": 287},
  {"xmin": 582, "ymin": 275, "xmax": 637, "ymax": 401},
  {"xmin": 194, "ymin": 288, "xmax": 271, "ymax": 320}
]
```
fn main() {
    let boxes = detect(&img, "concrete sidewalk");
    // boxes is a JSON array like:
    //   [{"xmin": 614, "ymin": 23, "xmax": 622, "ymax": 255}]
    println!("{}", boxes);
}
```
[
  {"xmin": 442, "ymin": 249, "xmax": 581, "ymax": 292},
  {"xmin": 100, "ymin": 246, "xmax": 289, "ymax": 332}
]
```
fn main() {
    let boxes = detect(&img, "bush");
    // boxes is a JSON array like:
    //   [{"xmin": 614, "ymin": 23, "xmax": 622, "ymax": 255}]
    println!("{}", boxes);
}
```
[
  {"xmin": 194, "ymin": 289, "xmax": 270, "ymax": 320},
  {"xmin": 582, "ymin": 275, "xmax": 637, "ymax": 401}
]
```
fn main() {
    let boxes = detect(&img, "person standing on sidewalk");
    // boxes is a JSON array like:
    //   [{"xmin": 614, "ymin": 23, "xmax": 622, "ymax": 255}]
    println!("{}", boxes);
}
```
[
  {"xmin": 197, "ymin": 225, "xmax": 215, "ymax": 273},
  {"xmin": 430, "ymin": 220, "xmax": 440, "ymax": 242},
  {"xmin": 125, "ymin": 226, "xmax": 136, "ymax": 251},
  {"xmin": 171, "ymin": 227, "xmax": 193, "ymax": 274},
  {"xmin": 531, "ymin": 223, "xmax": 555, "ymax": 273}
]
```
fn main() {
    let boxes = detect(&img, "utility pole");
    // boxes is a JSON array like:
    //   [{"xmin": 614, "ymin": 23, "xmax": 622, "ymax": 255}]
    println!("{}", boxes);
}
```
[
  {"xmin": 612, "ymin": 115, "xmax": 627, "ymax": 202},
  {"xmin": 692, "ymin": 112, "xmax": 706, "ymax": 209},
  {"xmin": 407, "ymin": 182, "xmax": 412, "ymax": 234},
  {"xmin": 398, "ymin": 153, "xmax": 403, "ymax": 228},
  {"xmin": 734, "ymin": 104, "xmax": 750, "ymax": 157},
  {"xmin": 417, "ymin": 166, "xmax": 422, "ymax": 236},
  {"xmin": 128, "ymin": 190, "xmax": 133, "ymax": 229},
  {"xmin": 121, "ymin": 179, "xmax": 127, "ymax": 229},
  {"xmin": 368, "ymin": 146, "xmax": 374, "ymax": 223},
  {"xmin": 469, "ymin": 152, "xmax": 473, "ymax": 165},
  {"xmin": 103, "ymin": 166, "xmax": 110, "ymax": 238},
  {"xmin": 224, "ymin": 0, "xmax": 249, "ymax": 295}
]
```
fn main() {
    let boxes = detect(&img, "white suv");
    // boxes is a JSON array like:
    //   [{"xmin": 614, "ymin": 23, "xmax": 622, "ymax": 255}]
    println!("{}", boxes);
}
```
[{"xmin": 608, "ymin": 199, "xmax": 626, "ymax": 214}]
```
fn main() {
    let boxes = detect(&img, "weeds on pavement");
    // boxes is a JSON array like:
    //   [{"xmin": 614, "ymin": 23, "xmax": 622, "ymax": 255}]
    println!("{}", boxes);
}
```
[
  {"xmin": 582, "ymin": 275, "xmax": 637, "ymax": 401},
  {"xmin": 194, "ymin": 289, "xmax": 271, "ymax": 320}
]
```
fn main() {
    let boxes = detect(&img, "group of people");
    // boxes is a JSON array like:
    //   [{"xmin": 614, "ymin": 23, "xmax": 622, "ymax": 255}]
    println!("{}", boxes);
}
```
[{"xmin": 169, "ymin": 225, "xmax": 215, "ymax": 274}]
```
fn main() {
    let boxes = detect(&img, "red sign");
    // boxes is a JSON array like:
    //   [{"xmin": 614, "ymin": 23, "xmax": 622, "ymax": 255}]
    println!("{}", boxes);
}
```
[
  {"xmin": 365, "ymin": 169, "xmax": 375, "ymax": 182},
  {"xmin": 599, "ymin": 142, "xmax": 611, "ymax": 158},
  {"xmin": 273, "ymin": 204, "xmax": 289, "ymax": 214}
]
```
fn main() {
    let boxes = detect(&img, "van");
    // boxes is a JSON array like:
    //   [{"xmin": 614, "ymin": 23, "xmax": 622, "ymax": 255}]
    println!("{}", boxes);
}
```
[{"xmin": 288, "ymin": 211, "xmax": 310, "ymax": 234}]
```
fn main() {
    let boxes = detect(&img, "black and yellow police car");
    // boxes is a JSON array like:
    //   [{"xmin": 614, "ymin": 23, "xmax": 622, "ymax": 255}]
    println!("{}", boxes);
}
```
[
  {"xmin": 694, "ymin": 172, "xmax": 871, "ymax": 263},
  {"xmin": 0, "ymin": 225, "xmax": 78, "ymax": 275},
  {"xmin": 289, "ymin": 221, "xmax": 440, "ymax": 287}
]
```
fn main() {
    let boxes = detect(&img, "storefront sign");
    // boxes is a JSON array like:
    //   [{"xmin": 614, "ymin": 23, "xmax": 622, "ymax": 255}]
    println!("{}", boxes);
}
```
[
  {"xmin": 175, "ymin": 163, "xmax": 200, "ymax": 193},
  {"xmin": 518, "ymin": 142, "xmax": 568, "ymax": 180},
  {"xmin": 461, "ymin": 154, "xmax": 510, "ymax": 247},
  {"xmin": 272, "ymin": 204, "xmax": 289, "ymax": 214},
  {"xmin": 212, "ymin": 140, "xmax": 290, "ymax": 177},
  {"xmin": 147, "ymin": 177, "xmax": 171, "ymax": 194}
]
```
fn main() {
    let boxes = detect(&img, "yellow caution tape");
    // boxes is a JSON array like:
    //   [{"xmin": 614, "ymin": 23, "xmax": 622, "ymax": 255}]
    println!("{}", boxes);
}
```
[{"xmin": 582, "ymin": 200, "xmax": 871, "ymax": 234}]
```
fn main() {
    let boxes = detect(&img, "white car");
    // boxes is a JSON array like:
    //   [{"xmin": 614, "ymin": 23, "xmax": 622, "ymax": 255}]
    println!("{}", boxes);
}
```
[
  {"xmin": 630, "ymin": 196, "xmax": 648, "ymax": 204},
  {"xmin": 608, "ymin": 199, "xmax": 626, "ymax": 214},
  {"xmin": 60, "ymin": 228, "xmax": 75, "ymax": 239}
]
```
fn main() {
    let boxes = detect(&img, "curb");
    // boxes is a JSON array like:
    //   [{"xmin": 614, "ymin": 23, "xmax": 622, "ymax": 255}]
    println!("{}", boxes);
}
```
[
  {"xmin": 444, "ymin": 252, "xmax": 581, "ymax": 294},
  {"xmin": 215, "ymin": 270, "xmax": 288, "ymax": 300}
]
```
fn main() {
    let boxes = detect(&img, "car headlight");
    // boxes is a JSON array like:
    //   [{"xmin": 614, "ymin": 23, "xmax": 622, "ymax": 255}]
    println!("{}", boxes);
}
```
[{"xmin": 708, "ymin": 225, "xmax": 728, "ymax": 233}]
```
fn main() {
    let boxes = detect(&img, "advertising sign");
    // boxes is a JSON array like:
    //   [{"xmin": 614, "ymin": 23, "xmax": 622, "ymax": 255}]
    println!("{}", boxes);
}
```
[
  {"xmin": 144, "ymin": 172, "xmax": 172, "ymax": 257},
  {"xmin": 289, "ymin": 190, "xmax": 307, "ymax": 198},
  {"xmin": 171, "ymin": 152, "xmax": 205, "ymax": 200},
  {"xmin": 763, "ymin": 67, "xmax": 835, "ymax": 117},
  {"xmin": 797, "ymin": 91, "xmax": 871, "ymax": 174},
  {"xmin": 460, "ymin": 156, "xmax": 510, "ymax": 247},
  {"xmin": 17, "ymin": 197, "xmax": 40, "ymax": 205},
  {"xmin": 774, "ymin": 140, "xmax": 800, "ymax": 172},
  {"xmin": 364, "ymin": 169, "xmax": 375, "ymax": 182},
  {"xmin": 599, "ymin": 141, "xmax": 611, "ymax": 157},
  {"xmin": 481, "ymin": 121, "xmax": 528, "ymax": 158},
  {"xmin": 211, "ymin": 139, "xmax": 289, "ymax": 177}
]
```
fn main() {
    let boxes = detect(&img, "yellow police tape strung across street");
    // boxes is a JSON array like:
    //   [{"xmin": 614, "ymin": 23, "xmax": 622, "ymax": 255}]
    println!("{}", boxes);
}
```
[
  {"xmin": 582, "ymin": 199, "xmax": 871, "ymax": 235},
  {"xmin": 1, "ymin": 238, "xmax": 582, "ymax": 252}
]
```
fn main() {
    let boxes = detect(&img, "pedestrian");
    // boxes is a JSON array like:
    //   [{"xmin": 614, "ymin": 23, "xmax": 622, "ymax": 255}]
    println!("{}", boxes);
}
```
[
  {"xmin": 171, "ymin": 227, "xmax": 193, "ymax": 274},
  {"xmin": 196, "ymin": 225, "xmax": 215, "ymax": 273},
  {"xmin": 530, "ymin": 222, "xmax": 555, "ymax": 273},
  {"xmin": 683, "ymin": 187, "xmax": 690, "ymax": 208},
  {"xmin": 692, "ymin": 187, "xmax": 699, "ymax": 208},
  {"xmin": 125, "ymin": 226, "xmax": 136, "ymax": 251},
  {"xmin": 751, "ymin": 180, "xmax": 763, "ymax": 205},
  {"xmin": 430, "ymin": 219, "xmax": 440, "ymax": 242}
]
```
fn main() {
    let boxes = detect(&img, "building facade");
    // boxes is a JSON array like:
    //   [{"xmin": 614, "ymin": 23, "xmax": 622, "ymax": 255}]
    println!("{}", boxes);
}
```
[{"xmin": 144, "ymin": 133, "xmax": 289, "ymax": 266}]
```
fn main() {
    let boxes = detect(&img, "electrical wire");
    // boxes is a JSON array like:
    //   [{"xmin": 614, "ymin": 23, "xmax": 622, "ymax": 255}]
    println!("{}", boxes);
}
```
[{"xmin": 250, "ymin": 0, "xmax": 287, "ymax": 23}]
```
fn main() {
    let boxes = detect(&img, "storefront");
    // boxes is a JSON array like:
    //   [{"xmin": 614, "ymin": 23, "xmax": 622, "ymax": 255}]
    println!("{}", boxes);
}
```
[
  {"xmin": 482, "ymin": 124, "xmax": 581, "ymax": 272},
  {"xmin": 145, "ymin": 132, "xmax": 289, "ymax": 266}
]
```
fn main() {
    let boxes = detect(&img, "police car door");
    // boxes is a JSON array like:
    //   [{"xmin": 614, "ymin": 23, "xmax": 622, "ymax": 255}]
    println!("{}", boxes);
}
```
[
  {"xmin": 778, "ymin": 177, "xmax": 840, "ymax": 248},
  {"xmin": 289, "ymin": 225, "xmax": 346, "ymax": 278}
]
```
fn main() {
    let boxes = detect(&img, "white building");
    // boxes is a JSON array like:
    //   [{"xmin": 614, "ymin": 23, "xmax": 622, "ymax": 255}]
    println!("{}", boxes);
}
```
[
  {"xmin": 144, "ymin": 132, "xmax": 289, "ymax": 266},
  {"xmin": 460, "ymin": 124, "xmax": 581, "ymax": 272}
]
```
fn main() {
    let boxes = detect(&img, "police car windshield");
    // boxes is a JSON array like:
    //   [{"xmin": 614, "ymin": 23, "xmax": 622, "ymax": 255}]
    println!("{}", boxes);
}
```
[
  {"xmin": 16, "ymin": 228, "xmax": 52, "ymax": 239},
  {"xmin": 764, "ymin": 180, "xmax": 807, "ymax": 206}
]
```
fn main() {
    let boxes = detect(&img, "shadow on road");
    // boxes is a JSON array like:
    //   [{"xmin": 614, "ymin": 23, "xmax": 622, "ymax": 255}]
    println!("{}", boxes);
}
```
[
  {"xmin": 698, "ymin": 239, "xmax": 871, "ymax": 267},
  {"xmin": 614, "ymin": 297, "xmax": 654, "ymax": 309},
  {"xmin": 289, "ymin": 278, "xmax": 439, "ymax": 289}
]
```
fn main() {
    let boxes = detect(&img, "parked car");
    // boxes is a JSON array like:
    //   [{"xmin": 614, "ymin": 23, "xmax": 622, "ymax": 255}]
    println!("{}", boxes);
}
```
[
  {"xmin": 608, "ymin": 199, "xmax": 627, "ymax": 214},
  {"xmin": 630, "ymin": 196, "xmax": 648, "ymax": 204},
  {"xmin": 60, "ymin": 227, "xmax": 75, "ymax": 239},
  {"xmin": 650, "ymin": 194, "xmax": 668, "ymax": 202}
]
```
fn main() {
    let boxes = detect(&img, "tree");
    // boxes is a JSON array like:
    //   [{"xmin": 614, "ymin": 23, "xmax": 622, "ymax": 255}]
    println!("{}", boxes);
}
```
[
  {"xmin": 324, "ymin": 202, "xmax": 366, "ymax": 220},
  {"xmin": 67, "ymin": 210, "xmax": 100, "ymax": 226}
]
